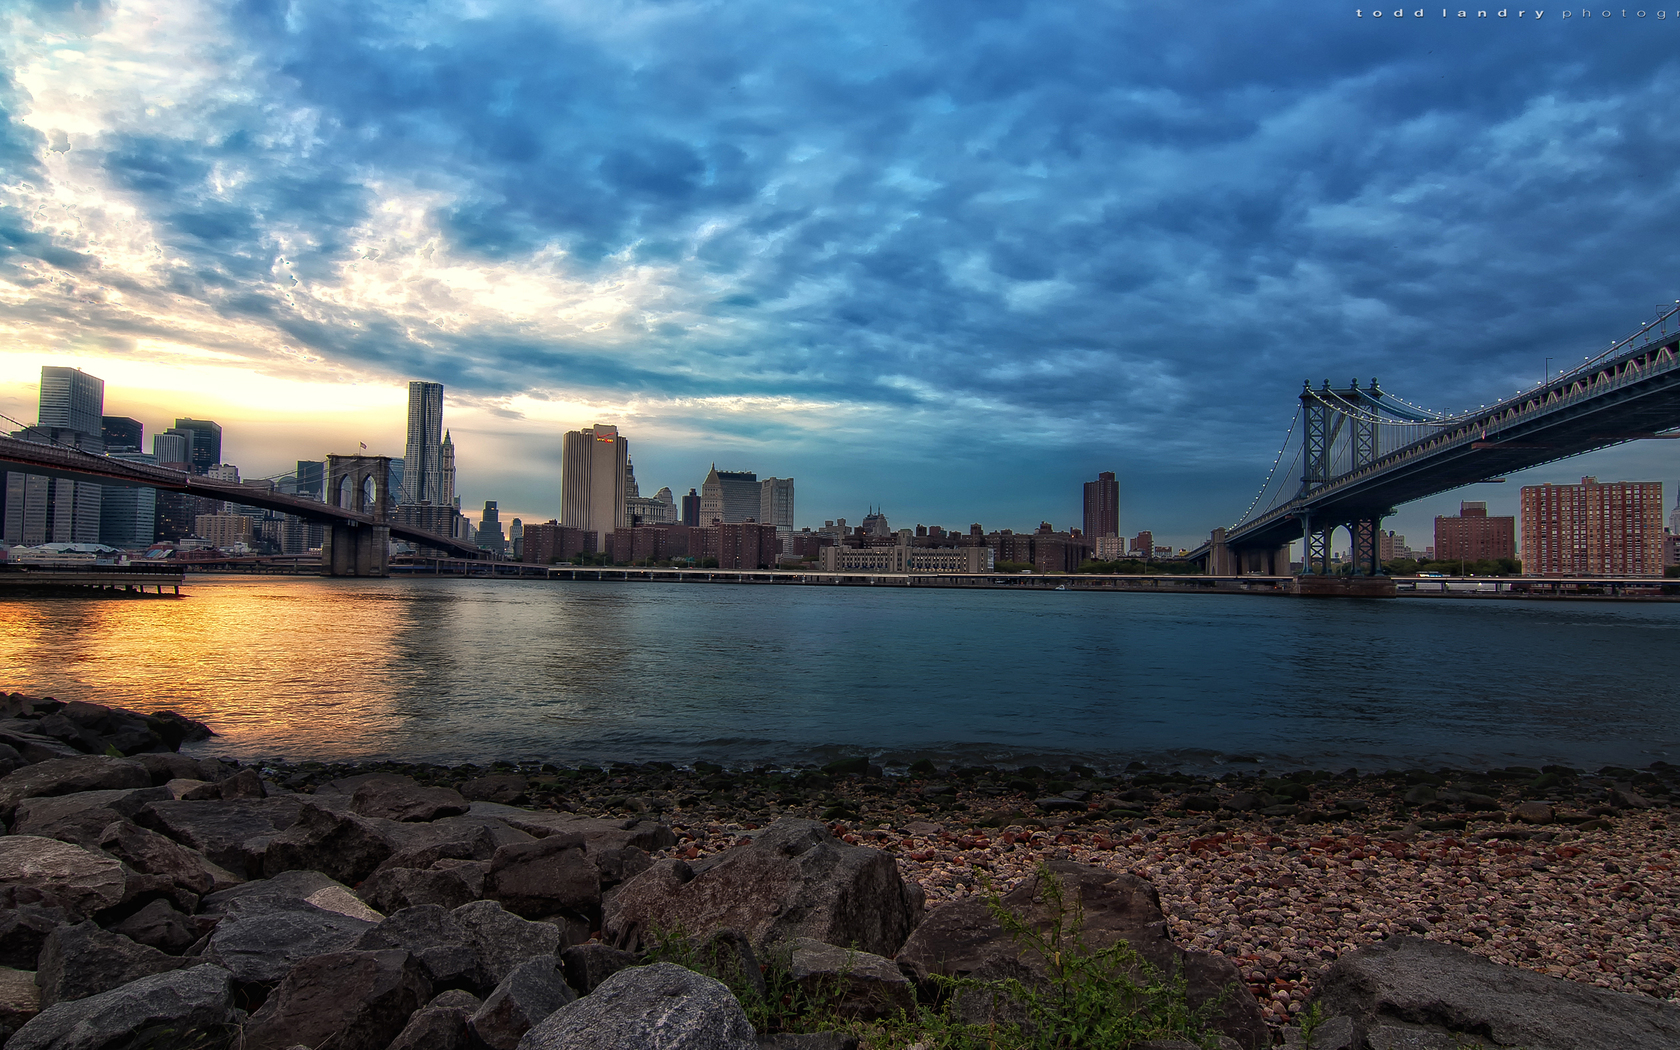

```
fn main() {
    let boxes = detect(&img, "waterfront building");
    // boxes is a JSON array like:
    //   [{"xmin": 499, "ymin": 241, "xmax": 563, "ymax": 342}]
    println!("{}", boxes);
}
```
[
  {"xmin": 194, "ymin": 513, "xmax": 253, "ymax": 550},
  {"xmin": 1129, "ymin": 530, "xmax": 1154, "ymax": 556},
  {"xmin": 99, "ymin": 450, "xmax": 158, "ymax": 548},
  {"xmin": 101, "ymin": 416, "xmax": 143, "ymax": 451},
  {"xmin": 2, "ymin": 367, "xmax": 106, "ymax": 545},
  {"xmin": 171, "ymin": 418, "xmax": 222, "ymax": 475},
  {"xmin": 698, "ymin": 466, "xmax": 760, "ymax": 524},
  {"xmin": 681, "ymin": 488, "xmax": 701, "ymax": 526},
  {"xmin": 510, "ymin": 518, "xmax": 524, "ymax": 559},
  {"xmin": 522, "ymin": 520, "xmax": 597, "ymax": 563},
  {"xmin": 1670, "ymin": 485, "xmax": 1680, "ymax": 536},
  {"xmin": 1434, "ymin": 501, "xmax": 1516, "ymax": 565},
  {"xmin": 1520, "ymin": 478, "xmax": 1664, "ymax": 576},
  {"xmin": 1093, "ymin": 535, "xmax": 1127, "ymax": 560},
  {"xmin": 479, "ymin": 501, "xmax": 506, "ymax": 554},
  {"xmin": 561, "ymin": 424, "xmax": 628, "ymax": 551},
  {"xmin": 818, "ymin": 542, "xmax": 994, "ymax": 573},
  {"xmin": 1083, "ymin": 470, "xmax": 1119, "ymax": 540},
  {"xmin": 401, "ymin": 381, "xmax": 445, "ymax": 505}
]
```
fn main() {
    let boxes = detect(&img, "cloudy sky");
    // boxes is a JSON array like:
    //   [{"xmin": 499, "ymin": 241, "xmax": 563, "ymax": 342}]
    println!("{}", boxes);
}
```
[{"xmin": 4, "ymin": 1, "xmax": 1680, "ymax": 544}]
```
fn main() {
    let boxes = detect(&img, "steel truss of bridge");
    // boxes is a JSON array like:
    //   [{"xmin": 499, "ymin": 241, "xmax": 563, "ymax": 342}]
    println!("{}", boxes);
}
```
[
  {"xmin": 0, "ymin": 433, "xmax": 482, "ymax": 563},
  {"xmin": 1191, "ymin": 318, "xmax": 1680, "ymax": 576}
]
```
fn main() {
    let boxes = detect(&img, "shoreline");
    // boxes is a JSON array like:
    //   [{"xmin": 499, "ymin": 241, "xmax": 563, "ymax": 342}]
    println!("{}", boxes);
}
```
[{"xmin": 239, "ymin": 750, "xmax": 1680, "ymax": 1025}]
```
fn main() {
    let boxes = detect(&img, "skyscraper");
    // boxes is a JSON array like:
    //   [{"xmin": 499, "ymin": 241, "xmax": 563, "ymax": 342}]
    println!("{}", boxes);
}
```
[
  {"xmin": 100, "ymin": 450, "xmax": 157, "ymax": 548},
  {"xmin": 295, "ymin": 460, "xmax": 326, "ymax": 501},
  {"xmin": 3, "ymin": 367, "xmax": 106, "ymax": 544},
  {"xmin": 561, "ymin": 423, "xmax": 628, "ymax": 551},
  {"xmin": 699, "ymin": 466, "xmax": 760, "ymax": 524},
  {"xmin": 478, "ymin": 500, "xmax": 506, "ymax": 554},
  {"xmin": 1521, "ymin": 477, "xmax": 1664, "ymax": 576},
  {"xmin": 40, "ymin": 367, "xmax": 104, "ymax": 436},
  {"xmin": 1083, "ymin": 471, "xmax": 1119, "ymax": 539},
  {"xmin": 681, "ymin": 488, "xmax": 701, "ymax": 526},
  {"xmin": 153, "ymin": 432, "xmax": 190, "ymax": 468},
  {"xmin": 439, "ymin": 431, "xmax": 456, "ymax": 509},
  {"xmin": 171, "ymin": 418, "xmax": 222, "ymax": 475},
  {"xmin": 101, "ymin": 416, "xmax": 143, "ymax": 451},
  {"xmin": 402, "ymin": 381, "xmax": 445, "ymax": 504},
  {"xmin": 759, "ymin": 477, "xmax": 795, "ymax": 529}
]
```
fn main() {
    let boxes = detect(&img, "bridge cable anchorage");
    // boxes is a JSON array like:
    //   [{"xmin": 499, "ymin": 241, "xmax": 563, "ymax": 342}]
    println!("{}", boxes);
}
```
[{"xmin": 1231, "ymin": 404, "xmax": 1303, "ymax": 528}]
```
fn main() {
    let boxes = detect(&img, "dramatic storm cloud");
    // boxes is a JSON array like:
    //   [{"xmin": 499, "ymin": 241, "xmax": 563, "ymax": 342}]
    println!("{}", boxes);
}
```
[{"xmin": 3, "ymin": 1, "xmax": 1679, "ymax": 538}]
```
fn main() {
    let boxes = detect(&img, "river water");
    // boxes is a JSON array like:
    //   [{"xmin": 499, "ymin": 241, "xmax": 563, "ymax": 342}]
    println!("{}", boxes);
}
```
[{"xmin": 2, "ymin": 576, "xmax": 1677, "ymax": 773}]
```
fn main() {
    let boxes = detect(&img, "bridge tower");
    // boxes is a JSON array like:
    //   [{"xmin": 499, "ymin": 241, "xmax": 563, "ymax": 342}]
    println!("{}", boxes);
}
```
[
  {"xmin": 321, "ymin": 455, "xmax": 392, "ymax": 577},
  {"xmin": 1297, "ymin": 379, "xmax": 1388, "ymax": 577}
]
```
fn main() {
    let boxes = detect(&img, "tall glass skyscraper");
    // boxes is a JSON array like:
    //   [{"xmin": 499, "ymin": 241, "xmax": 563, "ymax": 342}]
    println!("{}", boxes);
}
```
[
  {"xmin": 402, "ymin": 381, "xmax": 445, "ymax": 504},
  {"xmin": 171, "ymin": 418, "xmax": 222, "ymax": 475}
]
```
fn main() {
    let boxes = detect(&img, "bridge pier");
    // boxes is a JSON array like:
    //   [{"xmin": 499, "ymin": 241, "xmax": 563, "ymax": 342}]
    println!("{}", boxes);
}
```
[
  {"xmin": 322, "ymin": 454, "xmax": 393, "ymax": 578},
  {"xmin": 321, "ymin": 521, "xmax": 390, "ymax": 577}
]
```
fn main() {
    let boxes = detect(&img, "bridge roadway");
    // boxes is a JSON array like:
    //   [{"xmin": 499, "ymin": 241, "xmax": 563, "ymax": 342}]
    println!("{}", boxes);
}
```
[
  {"xmin": 0, "ymin": 434, "xmax": 482, "ymax": 559},
  {"xmin": 1194, "ymin": 325, "xmax": 1680, "ymax": 560}
]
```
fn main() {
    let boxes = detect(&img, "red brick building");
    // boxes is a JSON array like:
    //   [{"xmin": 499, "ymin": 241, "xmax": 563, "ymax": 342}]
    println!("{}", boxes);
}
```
[
  {"xmin": 521, "ymin": 521, "xmax": 595, "ymax": 563},
  {"xmin": 1433, "ymin": 501, "xmax": 1516, "ymax": 565},
  {"xmin": 1520, "ymin": 478, "xmax": 1665, "ymax": 576}
]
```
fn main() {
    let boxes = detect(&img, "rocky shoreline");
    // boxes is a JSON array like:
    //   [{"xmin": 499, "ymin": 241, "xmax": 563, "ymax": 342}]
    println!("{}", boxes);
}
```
[{"xmin": 2, "ymin": 690, "xmax": 1678, "ymax": 1049}]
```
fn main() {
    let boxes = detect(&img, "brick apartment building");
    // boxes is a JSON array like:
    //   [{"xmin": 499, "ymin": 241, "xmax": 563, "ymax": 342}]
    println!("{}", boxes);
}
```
[{"xmin": 1520, "ymin": 477, "xmax": 1665, "ymax": 576}]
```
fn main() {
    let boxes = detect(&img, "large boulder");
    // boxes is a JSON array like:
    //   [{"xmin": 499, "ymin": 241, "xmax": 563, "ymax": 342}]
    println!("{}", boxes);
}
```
[
  {"xmin": 786, "ymin": 938, "xmax": 914, "ymax": 1021},
  {"xmin": 484, "ymin": 834, "xmax": 601, "ymax": 920},
  {"xmin": 11, "ymin": 789, "xmax": 170, "ymax": 846},
  {"xmin": 0, "ymin": 837, "xmax": 126, "ymax": 921},
  {"xmin": 347, "ymin": 773, "xmax": 470, "ymax": 822},
  {"xmin": 35, "ymin": 921, "xmax": 183, "ymax": 1008},
  {"xmin": 515, "ymin": 962, "xmax": 757, "ymax": 1050},
  {"xmin": 136, "ymin": 797, "xmax": 304, "ymax": 877},
  {"xmin": 134, "ymin": 753, "xmax": 231, "ymax": 786},
  {"xmin": 261, "ymin": 803, "xmax": 399, "ymax": 884},
  {"xmin": 896, "ymin": 860, "xmax": 1266, "ymax": 1050},
  {"xmin": 0, "ymin": 758, "xmax": 151, "ymax": 821},
  {"xmin": 602, "ymin": 818, "xmax": 923, "ymax": 957},
  {"xmin": 1314, "ymin": 936, "xmax": 1680, "ymax": 1050},
  {"xmin": 354, "ymin": 904, "xmax": 482, "ymax": 989},
  {"xmin": 97, "ymin": 820, "xmax": 242, "ymax": 897},
  {"xmin": 201, "ymin": 895, "xmax": 376, "ymax": 985},
  {"xmin": 359, "ymin": 863, "xmax": 480, "ymax": 913},
  {"xmin": 469, "ymin": 957, "xmax": 576, "ymax": 1050},
  {"xmin": 453, "ymin": 900, "xmax": 563, "ymax": 993},
  {"xmin": 0, "ymin": 904, "xmax": 68, "ymax": 969},
  {"xmin": 109, "ymin": 898, "xmax": 197, "ymax": 954},
  {"xmin": 387, "ymin": 988, "xmax": 482, "ymax": 1050},
  {"xmin": 467, "ymin": 804, "xmax": 677, "ymax": 853},
  {"xmin": 0, "ymin": 965, "xmax": 41, "ymax": 1042},
  {"xmin": 241, "ymin": 949, "xmax": 432, "ymax": 1050},
  {"xmin": 559, "ymin": 943, "xmax": 639, "ymax": 995},
  {"xmin": 4, "ymin": 963, "xmax": 235, "ymax": 1050}
]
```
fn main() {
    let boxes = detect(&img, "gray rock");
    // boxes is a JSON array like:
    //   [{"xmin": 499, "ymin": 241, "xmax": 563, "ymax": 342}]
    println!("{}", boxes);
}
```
[
  {"xmin": 1509, "ymin": 801, "xmax": 1554, "ymax": 825},
  {"xmin": 897, "ymin": 860, "xmax": 1266, "ymax": 1050},
  {"xmin": 466, "ymin": 804, "xmax": 677, "ymax": 853},
  {"xmin": 1034, "ymin": 796, "xmax": 1085, "ymax": 812},
  {"xmin": 1315, "ymin": 936, "xmax": 1680, "ymax": 1050},
  {"xmin": 453, "ymin": 900, "xmax": 563, "ymax": 992},
  {"xmin": 360, "ymin": 864, "xmax": 479, "ymax": 913},
  {"xmin": 1363, "ymin": 1020, "xmax": 1469, "ymax": 1049},
  {"xmin": 0, "ymin": 904, "xmax": 68, "ymax": 969},
  {"xmin": 1402, "ymin": 785, "xmax": 1437, "ymax": 805},
  {"xmin": 4, "ymin": 963, "xmax": 234, "ymax": 1050},
  {"xmin": 372, "ymin": 815, "xmax": 534, "ymax": 872},
  {"xmin": 11, "ymin": 789, "xmax": 169, "ymax": 845},
  {"xmin": 387, "ymin": 988, "xmax": 483, "ymax": 1050},
  {"xmin": 354, "ymin": 904, "xmax": 482, "ymax": 988},
  {"xmin": 347, "ymin": 773, "xmax": 470, "ymax": 822},
  {"xmin": 484, "ymin": 834, "xmax": 600, "ymax": 920},
  {"xmin": 785, "ymin": 937, "xmax": 913, "ymax": 1021},
  {"xmin": 0, "ymin": 758, "xmax": 151, "ymax": 821},
  {"xmin": 202, "ymin": 895, "xmax": 376, "ymax": 985},
  {"xmin": 109, "ymin": 898, "xmax": 197, "ymax": 954},
  {"xmin": 241, "ymin": 949, "xmax": 431, "ymax": 1050},
  {"xmin": 200, "ymin": 868, "xmax": 349, "ymax": 913},
  {"xmin": 515, "ymin": 962, "xmax": 756, "ymax": 1050},
  {"xmin": 469, "ymin": 957, "xmax": 576, "ymax": 1050},
  {"xmin": 0, "ymin": 837, "xmax": 126, "ymax": 921},
  {"xmin": 436, "ymin": 857, "xmax": 490, "ymax": 898},
  {"xmin": 261, "ymin": 802, "xmax": 398, "ymax": 884},
  {"xmin": 461, "ymin": 775, "xmax": 531, "ymax": 805},
  {"xmin": 98, "ymin": 820, "xmax": 241, "ymax": 898},
  {"xmin": 1608, "ymin": 783, "xmax": 1653, "ymax": 810},
  {"xmin": 136, "ymin": 797, "xmax": 304, "ymax": 877},
  {"xmin": 36, "ymin": 920, "xmax": 183, "ymax": 1008},
  {"xmin": 755, "ymin": 1036, "xmax": 858, "ymax": 1050},
  {"xmin": 134, "ymin": 753, "xmax": 230, "ymax": 786},
  {"xmin": 559, "ymin": 943, "xmax": 639, "ymax": 995},
  {"xmin": 0, "ymin": 965, "xmax": 41, "ymax": 1042},
  {"xmin": 602, "ymin": 817, "xmax": 924, "ymax": 957}
]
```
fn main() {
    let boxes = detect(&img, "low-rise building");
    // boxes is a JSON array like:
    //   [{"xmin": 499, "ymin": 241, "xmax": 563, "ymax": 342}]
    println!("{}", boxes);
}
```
[
  {"xmin": 818, "ymin": 543, "xmax": 993, "ymax": 573},
  {"xmin": 194, "ymin": 514, "xmax": 253, "ymax": 549}
]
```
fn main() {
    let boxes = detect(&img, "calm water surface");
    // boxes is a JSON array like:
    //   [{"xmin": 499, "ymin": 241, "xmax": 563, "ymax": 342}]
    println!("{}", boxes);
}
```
[{"xmin": 2, "ymin": 576, "xmax": 1678, "ymax": 772}]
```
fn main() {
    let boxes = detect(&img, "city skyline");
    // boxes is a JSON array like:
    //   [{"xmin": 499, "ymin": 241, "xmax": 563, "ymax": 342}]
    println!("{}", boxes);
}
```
[{"xmin": 4, "ymin": 4, "xmax": 1680, "ymax": 543}]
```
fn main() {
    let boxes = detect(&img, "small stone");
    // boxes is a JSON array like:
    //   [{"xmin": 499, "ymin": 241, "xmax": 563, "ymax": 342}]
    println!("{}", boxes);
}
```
[{"xmin": 1509, "ymin": 801, "xmax": 1553, "ymax": 825}]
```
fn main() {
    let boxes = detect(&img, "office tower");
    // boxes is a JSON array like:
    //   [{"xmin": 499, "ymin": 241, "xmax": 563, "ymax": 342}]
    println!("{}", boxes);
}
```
[
  {"xmin": 561, "ymin": 424, "xmax": 628, "ymax": 551},
  {"xmin": 40, "ymin": 366, "xmax": 104, "ymax": 436},
  {"xmin": 699, "ymin": 466, "xmax": 759, "ymax": 524},
  {"xmin": 172, "ymin": 418, "xmax": 222, "ymax": 475},
  {"xmin": 479, "ymin": 501, "xmax": 506, "ymax": 554},
  {"xmin": 509, "ymin": 518, "xmax": 523, "ymax": 559},
  {"xmin": 2, "ymin": 367, "xmax": 105, "ymax": 544},
  {"xmin": 401, "ymin": 381, "xmax": 445, "ymax": 504},
  {"xmin": 681, "ymin": 488, "xmax": 701, "ymax": 526},
  {"xmin": 1434, "ymin": 501, "xmax": 1516, "ymax": 565},
  {"xmin": 153, "ymin": 431, "xmax": 190, "ymax": 468},
  {"xmin": 295, "ymin": 460, "xmax": 325, "ymax": 501},
  {"xmin": 1083, "ymin": 471, "xmax": 1119, "ymax": 539},
  {"xmin": 100, "ymin": 450, "xmax": 157, "ymax": 547},
  {"xmin": 207, "ymin": 464, "xmax": 240, "ymax": 482},
  {"xmin": 1521, "ymin": 478, "xmax": 1664, "ymax": 576},
  {"xmin": 759, "ymin": 477, "xmax": 794, "ymax": 529},
  {"xmin": 439, "ymin": 431, "xmax": 456, "ymax": 509},
  {"xmin": 101, "ymin": 416, "xmax": 143, "ymax": 451}
]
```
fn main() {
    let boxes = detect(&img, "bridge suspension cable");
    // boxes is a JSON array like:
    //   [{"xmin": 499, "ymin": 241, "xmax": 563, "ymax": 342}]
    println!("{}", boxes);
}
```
[{"xmin": 1230, "ymin": 404, "xmax": 1303, "ymax": 529}]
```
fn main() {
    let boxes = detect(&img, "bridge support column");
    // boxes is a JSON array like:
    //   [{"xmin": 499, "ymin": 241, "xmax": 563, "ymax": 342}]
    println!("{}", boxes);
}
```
[
  {"xmin": 1351, "ymin": 517, "xmax": 1382, "ymax": 576},
  {"xmin": 1300, "ymin": 513, "xmax": 1332, "ymax": 575},
  {"xmin": 322, "ymin": 522, "xmax": 390, "ymax": 576}
]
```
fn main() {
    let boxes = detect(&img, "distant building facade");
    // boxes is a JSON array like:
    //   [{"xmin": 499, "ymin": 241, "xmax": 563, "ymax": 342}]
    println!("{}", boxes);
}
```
[
  {"xmin": 101, "ymin": 416, "xmax": 143, "ymax": 451},
  {"xmin": 681, "ymin": 488, "xmax": 701, "ymax": 526},
  {"xmin": 194, "ymin": 513, "xmax": 253, "ymax": 549},
  {"xmin": 522, "ymin": 521, "xmax": 597, "ymax": 564},
  {"xmin": 171, "ymin": 418, "xmax": 222, "ymax": 475},
  {"xmin": 698, "ymin": 466, "xmax": 760, "ymax": 524},
  {"xmin": 100, "ymin": 451, "xmax": 158, "ymax": 547},
  {"xmin": 1434, "ymin": 501, "xmax": 1516, "ymax": 564},
  {"xmin": 1083, "ymin": 471, "xmax": 1119, "ymax": 540},
  {"xmin": 759, "ymin": 477, "xmax": 794, "ymax": 529},
  {"xmin": 561, "ymin": 424, "xmax": 628, "ymax": 552},
  {"xmin": 478, "ymin": 501, "xmax": 506, "ymax": 554},
  {"xmin": 401, "ymin": 381, "xmax": 445, "ymax": 505},
  {"xmin": 818, "ymin": 543, "xmax": 993, "ymax": 573},
  {"xmin": 3, "ymin": 367, "xmax": 106, "ymax": 545},
  {"xmin": 1521, "ymin": 477, "xmax": 1665, "ymax": 576}
]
